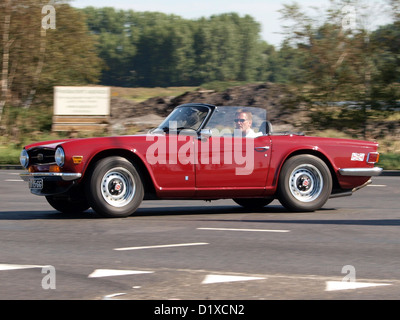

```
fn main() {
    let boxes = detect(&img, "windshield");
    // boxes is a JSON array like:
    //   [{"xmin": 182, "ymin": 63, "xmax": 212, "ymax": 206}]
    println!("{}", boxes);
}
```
[
  {"xmin": 156, "ymin": 105, "xmax": 210, "ymax": 132},
  {"xmin": 204, "ymin": 106, "xmax": 267, "ymax": 137},
  {"xmin": 154, "ymin": 105, "xmax": 267, "ymax": 137}
]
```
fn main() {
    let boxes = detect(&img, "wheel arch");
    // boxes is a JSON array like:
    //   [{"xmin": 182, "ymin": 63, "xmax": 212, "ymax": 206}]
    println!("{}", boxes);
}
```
[
  {"xmin": 82, "ymin": 149, "xmax": 157, "ymax": 198},
  {"xmin": 276, "ymin": 149, "xmax": 340, "ymax": 191}
]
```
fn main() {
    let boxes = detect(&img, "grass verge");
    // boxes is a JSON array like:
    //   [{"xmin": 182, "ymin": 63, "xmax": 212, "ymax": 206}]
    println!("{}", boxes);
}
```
[{"xmin": 379, "ymin": 153, "xmax": 400, "ymax": 170}]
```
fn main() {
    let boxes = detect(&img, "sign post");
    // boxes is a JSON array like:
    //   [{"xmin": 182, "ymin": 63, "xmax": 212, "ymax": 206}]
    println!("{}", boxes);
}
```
[{"xmin": 52, "ymin": 86, "xmax": 111, "ymax": 131}]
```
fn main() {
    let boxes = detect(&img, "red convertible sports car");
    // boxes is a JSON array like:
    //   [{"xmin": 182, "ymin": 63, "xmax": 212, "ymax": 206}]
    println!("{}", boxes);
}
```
[{"xmin": 20, "ymin": 103, "xmax": 382, "ymax": 217}]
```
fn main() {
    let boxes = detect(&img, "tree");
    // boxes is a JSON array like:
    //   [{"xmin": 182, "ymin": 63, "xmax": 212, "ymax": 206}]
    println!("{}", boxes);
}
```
[
  {"xmin": 0, "ymin": 0, "xmax": 12, "ymax": 122},
  {"xmin": 267, "ymin": 40, "xmax": 307, "ymax": 84},
  {"xmin": 132, "ymin": 13, "xmax": 196, "ymax": 86},
  {"xmin": 191, "ymin": 13, "xmax": 264, "ymax": 84},
  {"xmin": 371, "ymin": 0, "xmax": 400, "ymax": 102},
  {"xmin": 236, "ymin": 14, "xmax": 263, "ymax": 81},
  {"xmin": 278, "ymin": 0, "xmax": 399, "ymax": 135},
  {"xmin": 0, "ymin": 1, "xmax": 102, "ymax": 124},
  {"xmin": 82, "ymin": 7, "xmax": 135, "ymax": 86},
  {"xmin": 81, "ymin": 8, "xmax": 271, "ymax": 87}
]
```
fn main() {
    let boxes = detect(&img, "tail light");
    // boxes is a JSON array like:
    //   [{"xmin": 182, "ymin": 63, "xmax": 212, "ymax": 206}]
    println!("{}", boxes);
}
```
[{"xmin": 367, "ymin": 152, "xmax": 379, "ymax": 164}]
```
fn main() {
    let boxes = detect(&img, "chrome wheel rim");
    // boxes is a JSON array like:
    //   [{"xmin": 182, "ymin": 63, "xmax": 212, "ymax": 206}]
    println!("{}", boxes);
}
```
[
  {"xmin": 289, "ymin": 164, "xmax": 323, "ymax": 202},
  {"xmin": 101, "ymin": 167, "xmax": 136, "ymax": 207}
]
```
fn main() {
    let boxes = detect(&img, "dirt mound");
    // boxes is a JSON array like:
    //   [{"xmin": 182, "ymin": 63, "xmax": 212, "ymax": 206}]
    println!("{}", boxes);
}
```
[
  {"xmin": 108, "ymin": 82, "xmax": 400, "ymax": 148},
  {"xmin": 110, "ymin": 82, "xmax": 305, "ymax": 132}
]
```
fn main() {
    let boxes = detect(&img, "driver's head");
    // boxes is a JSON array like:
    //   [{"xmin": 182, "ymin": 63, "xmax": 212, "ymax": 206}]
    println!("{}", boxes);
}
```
[{"xmin": 234, "ymin": 110, "xmax": 253, "ymax": 133}]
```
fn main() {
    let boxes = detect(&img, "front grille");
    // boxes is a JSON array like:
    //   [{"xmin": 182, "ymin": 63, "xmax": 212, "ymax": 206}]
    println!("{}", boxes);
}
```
[{"xmin": 29, "ymin": 148, "xmax": 55, "ymax": 165}]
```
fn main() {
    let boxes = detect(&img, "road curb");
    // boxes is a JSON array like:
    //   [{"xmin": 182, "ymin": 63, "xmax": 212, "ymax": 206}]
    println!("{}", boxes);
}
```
[{"xmin": 1, "ymin": 165, "xmax": 400, "ymax": 176}]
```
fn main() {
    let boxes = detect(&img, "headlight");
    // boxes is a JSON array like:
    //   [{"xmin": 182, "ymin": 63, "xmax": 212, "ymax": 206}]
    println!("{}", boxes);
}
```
[
  {"xmin": 20, "ymin": 149, "xmax": 29, "ymax": 168},
  {"xmin": 55, "ymin": 147, "xmax": 65, "ymax": 167}
]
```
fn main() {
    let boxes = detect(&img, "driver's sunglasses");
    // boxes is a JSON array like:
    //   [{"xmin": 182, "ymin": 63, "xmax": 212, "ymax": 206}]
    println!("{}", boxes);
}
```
[{"xmin": 234, "ymin": 119, "xmax": 247, "ymax": 123}]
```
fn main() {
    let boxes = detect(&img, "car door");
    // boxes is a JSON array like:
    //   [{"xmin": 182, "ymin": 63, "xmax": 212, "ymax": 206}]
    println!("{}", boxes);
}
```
[
  {"xmin": 145, "ymin": 133, "xmax": 196, "ymax": 197},
  {"xmin": 195, "ymin": 135, "xmax": 271, "ymax": 195}
]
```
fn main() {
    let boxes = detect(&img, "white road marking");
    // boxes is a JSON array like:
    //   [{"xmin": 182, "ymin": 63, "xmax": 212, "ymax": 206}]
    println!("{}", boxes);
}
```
[
  {"xmin": 102, "ymin": 293, "xmax": 127, "ymax": 300},
  {"xmin": 0, "ymin": 264, "xmax": 43, "ymax": 271},
  {"xmin": 4, "ymin": 179, "xmax": 23, "ymax": 182},
  {"xmin": 88, "ymin": 269, "xmax": 153, "ymax": 278},
  {"xmin": 114, "ymin": 242, "xmax": 209, "ymax": 251},
  {"xmin": 325, "ymin": 281, "xmax": 391, "ymax": 291},
  {"xmin": 197, "ymin": 227, "xmax": 290, "ymax": 233},
  {"xmin": 202, "ymin": 274, "xmax": 266, "ymax": 284}
]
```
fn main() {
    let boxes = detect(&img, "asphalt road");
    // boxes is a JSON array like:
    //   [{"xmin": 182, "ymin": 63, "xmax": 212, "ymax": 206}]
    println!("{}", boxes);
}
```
[{"xmin": 0, "ymin": 170, "xmax": 399, "ymax": 301}]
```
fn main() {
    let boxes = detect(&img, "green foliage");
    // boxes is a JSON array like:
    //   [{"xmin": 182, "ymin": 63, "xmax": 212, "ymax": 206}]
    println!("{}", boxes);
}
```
[
  {"xmin": 42, "ymin": 4, "xmax": 103, "ymax": 87},
  {"xmin": 277, "ymin": 0, "xmax": 400, "ymax": 134},
  {"xmin": 2, "ymin": 105, "xmax": 54, "ymax": 146},
  {"xmin": 0, "ymin": 2, "xmax": 102, "ymax": 103},
  {"xmin": 379, "ymin": 153, "xmax": 400, "ymax": 170},
  {"xmin": 0, "ymin": 145, "xmax": 20, "ymax": 165},
  {"xmin": 0, "ymin": 0, "xmax": 103, "ymax": 136},
  {"xmin": 81, "ymin": 8, "xmax": 272, "ymax": 87},
  {"xmin": 267, "ymin": 41, "xmax": 308, "ymax": 84}
]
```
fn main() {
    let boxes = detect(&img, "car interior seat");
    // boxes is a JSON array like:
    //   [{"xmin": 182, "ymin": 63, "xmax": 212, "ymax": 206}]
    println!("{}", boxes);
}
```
[{"xmin": 259, "ymin": 121, "xmax": 273, "ymax": 135}]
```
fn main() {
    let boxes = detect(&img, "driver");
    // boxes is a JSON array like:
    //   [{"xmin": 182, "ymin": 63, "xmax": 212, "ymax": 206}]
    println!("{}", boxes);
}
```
[{"xmin": 234, "ymin": 109, "xmax": 262, "ymax": 138}]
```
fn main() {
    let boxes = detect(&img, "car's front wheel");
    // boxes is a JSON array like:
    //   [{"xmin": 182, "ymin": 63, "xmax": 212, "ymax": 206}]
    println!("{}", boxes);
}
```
[
  {"xmin": 278, "ymin": 155, "xmax": 332, "ymax": 212},
  {"xmin": 86, "ymin": 156, "xmax": 144, "ymax": 218},
  {"xmin": 45, "ymin": 192, "xmax": 90, "ymax": 214}
]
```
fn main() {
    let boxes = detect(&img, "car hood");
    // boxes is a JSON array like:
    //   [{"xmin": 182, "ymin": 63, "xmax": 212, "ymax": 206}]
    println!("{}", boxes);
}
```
[{"xmin": 24, "ymin": 134, "xmax": 151, "ymax": 150}]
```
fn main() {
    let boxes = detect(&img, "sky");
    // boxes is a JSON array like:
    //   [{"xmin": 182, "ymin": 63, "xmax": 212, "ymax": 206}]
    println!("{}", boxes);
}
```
[{"xmin": 70, "ymin": 0, "xmax": 393, "ymax": 47}]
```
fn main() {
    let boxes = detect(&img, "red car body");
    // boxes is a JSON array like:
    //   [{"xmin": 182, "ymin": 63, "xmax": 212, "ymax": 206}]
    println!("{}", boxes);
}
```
[{"xmin": 20, "ymin": 103, "xmax": 382, "ymax": 217}]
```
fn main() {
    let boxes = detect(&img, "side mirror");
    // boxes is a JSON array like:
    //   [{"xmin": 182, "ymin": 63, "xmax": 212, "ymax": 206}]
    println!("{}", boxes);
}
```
[{"xmin": 198, "ymin": 129, "xmax": 212, "ymax": 141}]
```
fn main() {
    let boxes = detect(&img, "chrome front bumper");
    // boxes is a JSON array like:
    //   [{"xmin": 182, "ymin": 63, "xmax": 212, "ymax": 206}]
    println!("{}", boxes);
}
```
[
  {"xmin": 338, "ymin": 167, "xmax": 383, "ymax": 176},
  {"xmin": 20, "ymin": 172, "xmax": 82, "ymax": 182},
  {"xmin": 20, "ymin": 172, "xmax": 82, "ymax": 196}
]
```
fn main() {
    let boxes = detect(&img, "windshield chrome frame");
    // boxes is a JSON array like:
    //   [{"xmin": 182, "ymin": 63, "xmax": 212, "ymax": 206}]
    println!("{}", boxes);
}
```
[{"xmin": 155, "ymin": 104, "xmax": 215, "ymax": 133}]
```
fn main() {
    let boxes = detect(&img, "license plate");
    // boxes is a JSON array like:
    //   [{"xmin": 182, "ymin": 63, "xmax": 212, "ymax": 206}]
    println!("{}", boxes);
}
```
[{"xmin": 29, "ymin": 178, "xmax": 43, "ymax": 190}]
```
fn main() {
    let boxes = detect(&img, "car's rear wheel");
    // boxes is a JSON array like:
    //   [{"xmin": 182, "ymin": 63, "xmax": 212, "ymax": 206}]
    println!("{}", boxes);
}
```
[
  {"xmin": 86, "ymin": 156, "xmax": 144, "ymax": 218},
  {"xmin": 278, "ymin": 155, "xmax": 332, "ymax": 212},
  {"xmin": 233, "ymin": 198, "xmax": 273, "ymax": 210}
]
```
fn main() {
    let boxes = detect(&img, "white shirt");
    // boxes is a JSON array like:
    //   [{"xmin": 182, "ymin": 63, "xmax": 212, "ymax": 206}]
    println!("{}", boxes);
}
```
[{"xmin": 245, "ymin": 128, "xmax": 263, "ymax": 138}]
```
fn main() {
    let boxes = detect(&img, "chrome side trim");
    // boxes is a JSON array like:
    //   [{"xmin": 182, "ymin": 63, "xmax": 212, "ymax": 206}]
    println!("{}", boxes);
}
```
[
  {"xmin": 20, "ymin": 172, "xmax": 82, "ymax": 182},
  {"xmin": 338, "ymin": 167, "xmax": 383, "ymax": 176}
]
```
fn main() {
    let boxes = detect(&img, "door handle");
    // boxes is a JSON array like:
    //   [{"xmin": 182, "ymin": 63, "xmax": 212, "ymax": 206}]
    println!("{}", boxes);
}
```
[{"xmin": 254, "ymin": 146, "xmax": 270, "ymax": 152}]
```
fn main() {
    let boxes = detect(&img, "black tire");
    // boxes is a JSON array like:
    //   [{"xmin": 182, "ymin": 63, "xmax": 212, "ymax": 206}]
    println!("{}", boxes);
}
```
[
  {"xmin": 46, "ymin": 193, "xmax": 90, "ymax": 214},
  {"xmin": 277, "ymin": 155, "xmax": 332, "ymax": 212},
  {"xmin": 233, "ymin": 198, "xmax": 273, "ymax": 210},
  {"xmin": 86, "ymin": 156, "xmax": 144, "ymax": 218}
]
